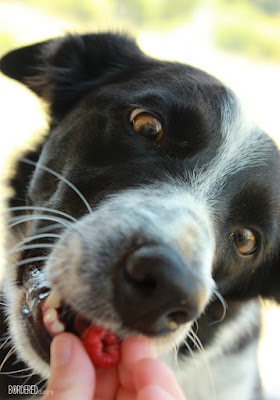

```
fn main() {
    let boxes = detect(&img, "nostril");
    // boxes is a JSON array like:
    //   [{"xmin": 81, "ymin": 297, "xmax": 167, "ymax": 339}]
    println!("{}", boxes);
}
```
[
  {"xmin": 125, "ymin": 251, "xmax": 157, "ymax": 295},
  {"xmin": 166, "ymin": 310, "xmax": 190, "ymax": 328}
]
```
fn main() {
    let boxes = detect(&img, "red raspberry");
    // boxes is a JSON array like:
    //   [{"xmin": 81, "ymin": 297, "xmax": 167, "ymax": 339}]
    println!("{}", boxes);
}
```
[{"xmin": 81, "ymin": 325, "xmax": 121, "ymax": 369}]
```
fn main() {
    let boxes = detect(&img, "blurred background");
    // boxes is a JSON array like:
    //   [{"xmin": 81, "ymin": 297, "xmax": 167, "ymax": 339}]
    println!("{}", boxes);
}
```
[{"xmin": 0, "ymin": 0, "xmax": 279, "ymax": 398}]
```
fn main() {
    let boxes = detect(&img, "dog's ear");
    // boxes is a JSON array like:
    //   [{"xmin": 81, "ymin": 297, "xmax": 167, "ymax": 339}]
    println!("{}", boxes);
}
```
[{"xmin": 0, "ymin": 33, "xmax": 143, "ymax": 118}]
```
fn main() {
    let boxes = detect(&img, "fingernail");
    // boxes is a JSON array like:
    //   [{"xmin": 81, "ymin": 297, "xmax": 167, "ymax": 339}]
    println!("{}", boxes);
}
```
[{"xmin": 51, "ymin": 334, "xmax": 72, "ymax": 367}]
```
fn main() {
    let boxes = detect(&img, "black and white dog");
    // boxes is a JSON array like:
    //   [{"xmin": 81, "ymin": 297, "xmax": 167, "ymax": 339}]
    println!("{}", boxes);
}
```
[{"xmin": 0, "ymin": 33, "xmax": 279, "ymax": 399}]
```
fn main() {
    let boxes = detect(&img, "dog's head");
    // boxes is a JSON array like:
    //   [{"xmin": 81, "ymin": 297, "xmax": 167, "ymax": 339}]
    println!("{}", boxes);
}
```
[{"xmin": 1, "ymin": 33, "xmax": 280, "ymax": 378}]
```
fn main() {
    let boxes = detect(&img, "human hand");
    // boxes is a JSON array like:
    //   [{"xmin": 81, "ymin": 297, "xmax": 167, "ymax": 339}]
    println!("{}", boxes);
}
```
[{"xmin": 43, "ymin": 332, "xmax": 186, "ymax": 400}]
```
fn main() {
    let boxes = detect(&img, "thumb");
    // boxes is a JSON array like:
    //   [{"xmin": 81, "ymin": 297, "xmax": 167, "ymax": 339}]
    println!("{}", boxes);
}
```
[{"xmin": 43, "ymin": 333, "xmax": 95, "ymax": 399}]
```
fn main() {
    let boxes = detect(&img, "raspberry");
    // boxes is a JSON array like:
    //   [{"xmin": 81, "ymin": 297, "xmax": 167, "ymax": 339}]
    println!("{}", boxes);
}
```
[{"xmin": 81, "ymin": 325, "xmax": 121, "ymax": 369}]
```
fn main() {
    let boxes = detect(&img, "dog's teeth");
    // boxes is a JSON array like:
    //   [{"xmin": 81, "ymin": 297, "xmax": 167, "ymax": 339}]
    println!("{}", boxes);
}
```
[
  {"xmin": 42, "ymin": 306, "xmax": 65, "ymax": 337},
  {"xmin": 44, "ymin": 289, "xmax": 62, "ymax": 309},
  {"xmin": 51, "ymin": 320, "xmax": 65, "ymax": 334},
  {"xmin": 43, "ymin": 308, "xmax": 57, "ymax": 324}
]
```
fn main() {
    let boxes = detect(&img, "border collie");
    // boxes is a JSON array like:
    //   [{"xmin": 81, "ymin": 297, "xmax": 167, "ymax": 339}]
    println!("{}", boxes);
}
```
[{"xmin": 0, "ymin": 33, "xmax": 279, "ymax": 399}]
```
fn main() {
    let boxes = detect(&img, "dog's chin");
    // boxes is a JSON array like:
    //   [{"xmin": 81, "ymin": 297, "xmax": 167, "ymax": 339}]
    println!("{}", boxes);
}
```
[
  {"xmin": 6, "ymin": 284, "xmax": 51, "ymax": 379},
  {"xmin": 9, "ymin": 279, "xmax": 194, "ymax": 380}
]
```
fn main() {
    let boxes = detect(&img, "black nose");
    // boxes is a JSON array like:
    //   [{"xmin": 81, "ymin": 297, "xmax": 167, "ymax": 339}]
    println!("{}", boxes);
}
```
[{"xmin": 114, "ymin": 244, "xmax": 205, "ymax": 336}]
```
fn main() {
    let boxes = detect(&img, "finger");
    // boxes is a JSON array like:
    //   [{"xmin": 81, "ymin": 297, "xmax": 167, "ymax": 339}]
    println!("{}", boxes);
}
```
[
  {"xmin": 43, "ymin": 333, "xmax": 95, "ymax": 400},
  {"xmin": 138, "ymin": 385, "xmax": 178, "ymax": 400},
  {"xmin": 134, "ymin": 358, "xmax": 185, "ymax": 400},
  {"xmin": 116, "ymin": 386, "xmax": 135, "ymax": 400},
  {"xmin": 94, "ymin": 367, "xmax": 119, "ymax": 400},
  {"xmin": 118, "ymin": 336, "xmax": 155, "ymax": 392}
]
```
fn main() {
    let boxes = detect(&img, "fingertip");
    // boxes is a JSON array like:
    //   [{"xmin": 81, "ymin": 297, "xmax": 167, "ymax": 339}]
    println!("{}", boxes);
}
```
[
  {"xmin": 137, "ymin": 385, "xmax": 176, "ymax": 400},
  {"xmin": 46, "ymin": 333, "xmax": 95, "ymax": 399},
  {"xmin": 119, "ymin": 336, "xmax": 155, "ymax": 392},
  {"xmin": 133, "ymin": 358, "xmax": 185, "ymax": 400},
  {"xmin": 50, "ymin": 333, "xmax": 73, "ymax": 367}
]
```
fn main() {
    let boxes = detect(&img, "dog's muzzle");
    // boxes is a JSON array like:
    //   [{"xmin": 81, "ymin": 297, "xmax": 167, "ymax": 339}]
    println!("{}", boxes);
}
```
[{"xmin": 45, "ymin": 186, "xmax": 216, "ymax": 339}]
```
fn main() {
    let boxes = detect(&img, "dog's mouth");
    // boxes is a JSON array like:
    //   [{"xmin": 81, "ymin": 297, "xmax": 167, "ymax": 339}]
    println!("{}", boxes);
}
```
[
  {"xmin": 42, "ymin": 289, "xmax": 91, "ymax": 337},
  {"xmin": 22, "ymin": 284, "xmax": 94, "ymax": 363}
]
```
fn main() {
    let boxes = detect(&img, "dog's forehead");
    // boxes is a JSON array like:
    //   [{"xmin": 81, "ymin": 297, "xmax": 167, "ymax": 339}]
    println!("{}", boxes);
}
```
[{"xmin": 100, "ymin": 59, "xmax": 229, "ymax": 107}]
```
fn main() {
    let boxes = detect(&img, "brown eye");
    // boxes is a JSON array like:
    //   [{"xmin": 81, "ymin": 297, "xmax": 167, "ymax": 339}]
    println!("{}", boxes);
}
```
[
  {"xmin": 231, "ymin": 228, "xmax": 257, "ymax": 255},
  {"xmin": 130, "ymin": 108, "xmax": 164, "ymax": 142}
]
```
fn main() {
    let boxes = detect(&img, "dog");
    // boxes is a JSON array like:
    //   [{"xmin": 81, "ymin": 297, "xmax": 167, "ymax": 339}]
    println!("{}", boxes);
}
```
[{"xmin": 0, "ymin": 32, "xmax": 279, "ymax": 399}]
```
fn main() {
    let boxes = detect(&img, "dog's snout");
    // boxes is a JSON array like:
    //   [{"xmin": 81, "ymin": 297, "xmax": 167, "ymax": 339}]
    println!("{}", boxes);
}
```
[{"xmin": 114, "ymin": 245, "xmax": 205, "ymax": 336}]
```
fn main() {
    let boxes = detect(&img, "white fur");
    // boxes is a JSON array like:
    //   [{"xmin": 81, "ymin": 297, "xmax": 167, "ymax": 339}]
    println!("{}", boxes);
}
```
[
  {"xmin": 163, "ymin": 300, "xmax": 260, "ymax": 400},
  {"xmin": 192, "ymin": 92, "xmax": 271, "ymax": 201}
]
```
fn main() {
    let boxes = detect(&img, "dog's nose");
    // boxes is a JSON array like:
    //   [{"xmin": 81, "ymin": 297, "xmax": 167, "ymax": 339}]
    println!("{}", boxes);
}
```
[{"xmin": 114, "ymin": 244, "xmax": 205, "ymax": 336}]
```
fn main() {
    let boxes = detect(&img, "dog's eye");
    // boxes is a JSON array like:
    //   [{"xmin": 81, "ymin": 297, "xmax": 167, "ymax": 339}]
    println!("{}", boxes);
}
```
[
  {"xmin": 130, "ymin": 108, "xmax": 164, "ymax": 142},
  {"xmin": 231, "ymin": 228, "xmax": 257, "ymax": 256}
]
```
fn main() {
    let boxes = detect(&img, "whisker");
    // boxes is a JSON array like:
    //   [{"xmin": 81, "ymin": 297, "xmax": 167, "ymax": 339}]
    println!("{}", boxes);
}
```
[
  {"xmin": 0, "ymin": 332, "xmax": 11, "ymax": 340},
  {"xmin": 193, "ymin": 320, "xmax": 199, "ymax": 334},
  {"xmin": 0, "ymin": 336, "xmax": 11, "ymax": 350},
  {"xmin": 172, "ymin": 343, "xmax": 180, "ymax": 369},
  {"xmin": 11, "ymin": 356, "xmax": 24, "ymax": 367},
  {"xmin": 32, "ymin": 376, "xmax": 47, "ymax": 392},
  {"xmin": 22, "ymin": 372, "xmax": 36, "ymax": 387},
  {"xmin": 8, "ymin": 214, "xmax": 71, "ymax": 230},
  {"xmin": 188, "ymin": 328, "xmax": 204, "ymax": 353},
  {"xmin": 36, "ymin": 223, "xmax": 64, "ymax": 234},
  {"xmin": 40, "ymin": 380, "xmax": 48, "ymax": 393},
  {"xmin": 8, "ymin": 243, "xmax": 56, "ymax": 255},
  {"xmin": 6, "ymin": 373, "xmax": 36, "ymax": 379},
  {"xmin": 183, "ymin": 338, "xmax": 195, "ymax": 358},
  {"xmin": 35, "ymin": 380, "xmax": 48, "ymax": 398},
  {"xmin": 8, "ymin": 233, "xmax": 62, "ymax": 254},
  {"xmin": 16, "ymin": 256, "xmax": 50, "ymax": 268},
  {"xmin": 211, "ymin": 289, "xmax": 228, "ymax": 325},
  {"xmin": 188, "ymin": 329, "xmax": 216, "ymax": 400},
  {"xmin": 15, "ymin": 253, "xmax": 64, "ymax": 269},
  {"xmin": 6, "ymin": 206, "xmax": 77, "ymax": 223},
  {"xmin": 20, "ymin": 157, "xmax": 92, "ymax": 215},
  {"xmin": 0, "ymin": 347, "xmax": 15, "ymax": 372},
  {"xmin": 0, "ymin": 366, "xmax": 33, "ymax": 375}
]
